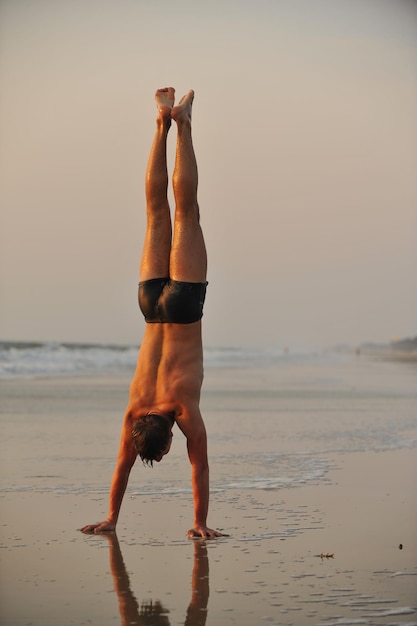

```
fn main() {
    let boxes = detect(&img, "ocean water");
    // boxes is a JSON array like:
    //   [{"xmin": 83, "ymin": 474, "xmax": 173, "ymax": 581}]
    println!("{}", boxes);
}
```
[
  {"xmin": 0, "ymin": 340, "xmax": 139, "ymax": 378},
  {"xmin": 1, "ymin": 341, "xmax": 416, "ymax": 498},
  {"xmin": 0, "ymin": 340, "xmax": 334, "ymax": 378}
]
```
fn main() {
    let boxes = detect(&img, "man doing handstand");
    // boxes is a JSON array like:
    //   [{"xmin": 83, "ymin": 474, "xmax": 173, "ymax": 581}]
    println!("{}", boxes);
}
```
[{"xmin": 81, "ymin": 88, "xmax": 223, "ymax": 539}]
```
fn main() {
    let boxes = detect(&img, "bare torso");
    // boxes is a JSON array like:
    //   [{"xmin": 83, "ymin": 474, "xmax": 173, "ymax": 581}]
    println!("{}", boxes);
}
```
[{"xmin": 127, "ymin": 322, "xmax": 204, "ymax": 420}]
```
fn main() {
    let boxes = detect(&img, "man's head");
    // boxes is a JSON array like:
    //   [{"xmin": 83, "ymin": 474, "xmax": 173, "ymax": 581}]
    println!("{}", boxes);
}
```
[{"xmin": 131, "ymin": 413, "xmax": 173, "ymax": 466}]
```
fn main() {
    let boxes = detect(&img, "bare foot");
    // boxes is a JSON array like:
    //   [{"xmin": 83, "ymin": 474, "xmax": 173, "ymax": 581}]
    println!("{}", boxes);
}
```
[
  {"xmin": 172, "ymin": 89, "xmax": 194, "ymax": 124},
  {"xmin": 155, "ymin": 87, "xmax": 175, "ymax": 121}
]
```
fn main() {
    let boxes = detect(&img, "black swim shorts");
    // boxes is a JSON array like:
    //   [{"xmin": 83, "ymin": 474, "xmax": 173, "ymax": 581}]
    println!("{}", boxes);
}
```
[{"xmin": 138, "ymin": 277, "xmax": 208, "ymax": 324}]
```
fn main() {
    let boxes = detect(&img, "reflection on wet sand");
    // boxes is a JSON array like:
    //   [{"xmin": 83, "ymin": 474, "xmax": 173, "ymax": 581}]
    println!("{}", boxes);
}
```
[
  {"xmin": 185, "ymin": 541, "xmax": 209, "ymax": 626},
  {"xmin": 103, "ymin": 533, "xmax": 209, "ymax": 626}
]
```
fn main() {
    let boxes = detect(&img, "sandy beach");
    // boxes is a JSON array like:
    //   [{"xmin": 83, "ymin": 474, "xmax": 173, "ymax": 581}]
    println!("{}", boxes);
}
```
[{"xmin": 1, "ymin": 352, "xmax": 416, "ymax": 625}]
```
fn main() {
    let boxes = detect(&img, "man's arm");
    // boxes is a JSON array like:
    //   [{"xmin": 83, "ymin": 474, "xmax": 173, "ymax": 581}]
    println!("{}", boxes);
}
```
[
  {"xmin": 80, "ymin": 418, "xmax": 137, "ymax": 533},
  {"xmin": 187, "ymin": 422, "xmax": 210, "ymax": 535},
  {"xmin": 178, "ymin": 406, "xmax": 225, "ymax": 539}
]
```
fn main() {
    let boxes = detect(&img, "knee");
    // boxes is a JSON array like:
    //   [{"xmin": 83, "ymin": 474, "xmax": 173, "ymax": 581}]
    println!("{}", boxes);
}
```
[
  {"xmin": 146, "ymin": 200, "xmax": 171, "ymax": 216},
  {"xmin": 175, "ymin": 201, "xmax": 200, "ymax": 223}
]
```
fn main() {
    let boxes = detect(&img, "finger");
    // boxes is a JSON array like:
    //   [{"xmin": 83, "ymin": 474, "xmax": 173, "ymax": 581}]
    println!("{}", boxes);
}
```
[
  {"xmin": 195, "ymin": 530, "xmax": 206, "ymax": 539},
  {"xmin": 199, "ymin": 530, "xmax": 213, "ymax": 539},
  {"xmin": 206, "ymin": 531, "xmax": 229, "ymax": 539}
]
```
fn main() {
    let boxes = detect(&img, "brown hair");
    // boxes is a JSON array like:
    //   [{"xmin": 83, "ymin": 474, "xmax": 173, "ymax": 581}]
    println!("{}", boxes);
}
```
[{"xmin": 131, "ymin": 413, "xmax": 172, "ymax": 467}]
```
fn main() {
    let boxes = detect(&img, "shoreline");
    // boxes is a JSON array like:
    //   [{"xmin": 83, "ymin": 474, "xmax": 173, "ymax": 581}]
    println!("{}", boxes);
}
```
[{"xmin": 360, "ymin": 348, "xmax": 417, "ymax": 363}]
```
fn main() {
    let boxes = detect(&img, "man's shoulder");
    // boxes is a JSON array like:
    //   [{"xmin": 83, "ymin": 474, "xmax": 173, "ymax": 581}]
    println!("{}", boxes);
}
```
[{"xmin": 175, "ymin": 400, "xmax": 205, "ymax": 430}]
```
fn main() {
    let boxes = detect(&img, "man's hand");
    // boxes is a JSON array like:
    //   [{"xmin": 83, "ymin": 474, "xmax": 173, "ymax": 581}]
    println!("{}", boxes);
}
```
[
  {"xmin": 187, "ymin": 525, "xmax": 228, "ymax": 540},
  {"xmin": 79, "ymin": 519, "xmax": 116, "ymax": 534}
]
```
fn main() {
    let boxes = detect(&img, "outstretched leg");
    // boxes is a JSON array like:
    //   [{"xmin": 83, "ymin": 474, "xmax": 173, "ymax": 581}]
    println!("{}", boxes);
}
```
[
  {"xmin": 170, "ymin": 90, "xmax": 207, "ymax": 283},
  {"xmin": 139, "ymin": 87, "xmax": 175, "ymax": 282}
]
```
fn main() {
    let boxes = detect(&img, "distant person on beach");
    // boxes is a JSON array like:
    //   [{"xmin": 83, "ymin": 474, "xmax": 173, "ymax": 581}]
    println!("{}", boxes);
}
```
[{"xmin": 81, "ymin": 88, "xmax": 223, "ymax": 539}]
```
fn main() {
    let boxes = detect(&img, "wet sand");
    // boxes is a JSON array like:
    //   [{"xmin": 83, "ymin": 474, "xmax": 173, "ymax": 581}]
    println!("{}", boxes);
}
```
[
  {"xmin": 1, "ymin": 448, "xmax": 416, "ymax": 625},
  {"xmin": 1, "ymin": 362, "xmax": 417, "ymax": 625}
]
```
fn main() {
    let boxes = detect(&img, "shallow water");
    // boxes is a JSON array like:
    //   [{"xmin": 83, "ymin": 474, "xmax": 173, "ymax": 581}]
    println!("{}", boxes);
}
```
[
  {"xmin": 1, "ymin": 351, "xmax": 416, "ymax": 625},
  {"xmin": 2, "ymin": 351, "xmax": 416, "ymax": 496}
]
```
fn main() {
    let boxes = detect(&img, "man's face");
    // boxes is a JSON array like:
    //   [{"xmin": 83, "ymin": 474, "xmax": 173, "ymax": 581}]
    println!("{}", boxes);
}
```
[{"xmin": 154, "ymin": 430, "xmax": 173, "ymax": 462}]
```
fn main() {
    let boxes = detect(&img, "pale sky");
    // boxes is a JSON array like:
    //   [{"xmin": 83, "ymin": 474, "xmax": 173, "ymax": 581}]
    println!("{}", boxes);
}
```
[{"xmin": 1, "ymin": 0, "xmax": 416, "ymax": 349}]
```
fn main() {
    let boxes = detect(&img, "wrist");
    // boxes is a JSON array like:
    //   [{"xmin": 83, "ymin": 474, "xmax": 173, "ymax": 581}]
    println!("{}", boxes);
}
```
[{"xmin": 194, "ymin": 519, "xmax": 207, "ymax": 528}]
